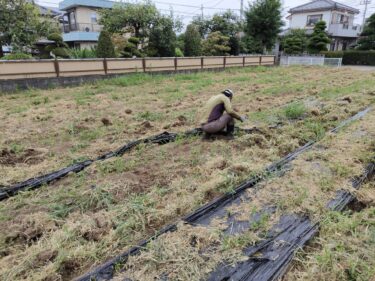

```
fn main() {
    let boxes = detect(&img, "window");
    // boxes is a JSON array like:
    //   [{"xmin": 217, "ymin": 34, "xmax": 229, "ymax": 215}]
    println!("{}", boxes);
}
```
[
  {"xmin": 69, "ymin": 11, "xmax": 76, "ymax": 25},
  {"xmin": 69, "ymin": 11, "xmax": 77, "ymax": 31},
  {"xmin": 338, "ymin": 14, "xmax": 349, "ymax": 24},
  {"xmin": 91, "ymin": 12, "xmax": 97, "ymax": 23},
  {"xmin": 307, "ymin": 14, "xmax": 322, "ymax": 26}
]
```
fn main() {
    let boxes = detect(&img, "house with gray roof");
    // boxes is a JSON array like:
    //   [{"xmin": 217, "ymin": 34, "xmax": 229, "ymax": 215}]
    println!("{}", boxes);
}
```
[
  {"xmin": 59, "ymin": 0, "xmax": 117, "ymax": 49},
  {"xmin": 286, "ymin": 0, "xmax": 361, "ymax": 51}
]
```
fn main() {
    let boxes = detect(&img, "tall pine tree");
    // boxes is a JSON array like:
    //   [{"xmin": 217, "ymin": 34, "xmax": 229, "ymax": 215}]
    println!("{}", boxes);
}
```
[
  {"xmin": 202, "ymin": 31, "xmax": 231, "ymax": 56},
  {"xmin": 307, "ymin": 21, "xmax": 331, "ymax": 54},
  {"xmin": 245, "ymin": 0, "xmax": 283, "ymax": 53},
  {"xmin": 282, "ymin": 29, "xmax": 308, "ymax": 54},
  {"xmin": 184, "ymin": 24, "xmax": 201, "ymax": 56},
  {"xmin": 97, "ymin": 30, "xmax": 116, "ymax": 58},
  {"xmin": 147, "ymin": 16, "xmax": 177, "ymax": 57}
]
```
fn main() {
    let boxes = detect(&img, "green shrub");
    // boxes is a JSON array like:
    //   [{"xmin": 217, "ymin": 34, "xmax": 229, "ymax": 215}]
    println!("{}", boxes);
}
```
[
  {"xmin": 68, "ymin": 47, "xmax": 97, "ymax": 58},
  {"xmin": 122, "ymin": 37, "xmax": 143, "ymax": 58},
  {"xmin": 1, "ymin": 53, "xmax": 33, "ymax": 60},
  {"xmin": 175, "ymin": 47, "xmax": 184, "ymax": 57},
  {"xmin": 53, "ymin": 47, "xmax": 70, "ymax": 58},
  {"xmin": 97, "ymin": 30, "xmax": 116, "ymax": 58},
  {"xmin": 342, "ymin": 50, "xmax": 375, "ymax": 65},
  {"xmin": 47, "ymin": 33, "xmax": 63, "ymax": 42},
  {"xmin": 45, "ymin": 33, "xmax": 69, "ymax": 58},
  {"xmin": 321, "ymin": 51, "xmax": 344, "ymax": 58}
]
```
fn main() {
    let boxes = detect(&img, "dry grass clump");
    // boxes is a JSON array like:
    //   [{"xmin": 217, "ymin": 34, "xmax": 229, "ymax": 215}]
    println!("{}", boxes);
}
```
[
  {"xmin": 285, "ymin": 206, "xmax": 375, "ymax": 281},
  {"xmin": 114, "ymin": 211, "xmax": 276, "ymax": 281},
  {"xmin": 355, "ymin": 181, "xmax": 375, "ymax": 207},
  {"xmin": 249, "ymin": 109, "xmax": 375, "ymax": 219},
  {"xmin": 114, "ymin": 223, "xmax": 230, "ymax": 281}
]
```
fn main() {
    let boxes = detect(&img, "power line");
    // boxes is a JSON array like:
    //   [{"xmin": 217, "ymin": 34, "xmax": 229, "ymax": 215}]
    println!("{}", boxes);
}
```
[
  {"xmin": 153, "ymin": 1, "xmax": 240, "ymax": 11},
  {"xmin": 240, "ymin": 0, "xmax": 244, "ymax": 21}
]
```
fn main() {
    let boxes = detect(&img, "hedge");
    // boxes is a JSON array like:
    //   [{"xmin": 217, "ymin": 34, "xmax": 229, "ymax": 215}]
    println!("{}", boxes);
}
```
[
  {"xmin": 342, "ymin": 51, "xmax": 375, "ymax": 66},
  {"xmin": 321, "ymin": 50, "xmax": 375, "ymax": 65},
  {"xmin": 321, "ymin": 51, "xmax": 344, "ymax": 58}
]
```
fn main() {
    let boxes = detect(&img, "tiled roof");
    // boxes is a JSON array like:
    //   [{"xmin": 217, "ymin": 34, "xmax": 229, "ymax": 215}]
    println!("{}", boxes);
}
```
[
  {"xmin": 37, "ymin": 5, "xmax": 62, "ymax": 16},
  {"xmin": 59, "ymin": 0, "xmax": 116, "ymax": 11},
  {"xmin": 289, "ymin": 0, "xmax": 359, "ymax": 14}
]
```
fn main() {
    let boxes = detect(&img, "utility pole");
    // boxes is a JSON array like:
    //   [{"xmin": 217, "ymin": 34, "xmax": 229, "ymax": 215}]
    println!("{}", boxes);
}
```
[
  {"xmin": 240, "ymin": 0, "xmax": 244, "ymax": 21},
  {"xmin": 361, "ymin": 0, "xmax": 372, "ymax": 28},
  {"xmin": 201, "ymin": 4, "xmax": 204, "ymax": 18}
]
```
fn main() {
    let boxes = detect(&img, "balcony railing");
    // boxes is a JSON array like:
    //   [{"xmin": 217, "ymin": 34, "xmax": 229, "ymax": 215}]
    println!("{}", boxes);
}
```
[
  {"xmin": 328, "ymin": 23, "xmax": 360, "ymax": 38},
  {"xmin": 62, "ymin": 23, "xmax": 102, "ymax": 33}
]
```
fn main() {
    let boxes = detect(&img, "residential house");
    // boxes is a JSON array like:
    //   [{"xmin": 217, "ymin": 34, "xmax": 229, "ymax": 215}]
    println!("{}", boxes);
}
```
[
  {"xmin": 286, "ymin": 0, "xmax": 361, "ymax": 51},
  {"xmin": 59, "ymin": 0, "xmax": 116, "ymax": 49}
]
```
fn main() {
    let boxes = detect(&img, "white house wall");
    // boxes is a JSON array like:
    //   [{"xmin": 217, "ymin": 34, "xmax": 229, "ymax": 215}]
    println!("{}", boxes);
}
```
[
  {"xmin": 74, "ymin": 6, "xmax": 101, "ymax": 25},
  {"xmin": 289, "ymin": 11, "xmax": 332, "ymax": 29}
]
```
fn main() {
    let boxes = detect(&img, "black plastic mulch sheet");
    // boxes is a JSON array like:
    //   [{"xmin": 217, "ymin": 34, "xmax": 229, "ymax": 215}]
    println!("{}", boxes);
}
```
[
  {"xmin": 207, "ymin": 161, "xmax": 374, "ymax": 281},
  {"xmin": 1, "ymin": 126, "xmax": 275, "ymax": 201},
  {"xmin": 75, "ymin": 107, "xmax": 372, "ymax": 281}
]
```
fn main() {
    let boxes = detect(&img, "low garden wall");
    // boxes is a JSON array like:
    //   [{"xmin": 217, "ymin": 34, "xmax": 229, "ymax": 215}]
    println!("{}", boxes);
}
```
[{"xmin": 0, "ymin": 55, "xmax": 275, "ymax": 92}]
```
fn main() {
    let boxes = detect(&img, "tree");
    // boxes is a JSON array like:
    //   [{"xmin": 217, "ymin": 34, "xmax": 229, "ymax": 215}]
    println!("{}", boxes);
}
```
[
  {"xmin": 122, "ymin": 37, "xmax": 143, "ymax": 58},
  {"xmin": 202, "ymin": 31, "xmax": 231, "ymax": 56},
  {"xmin": 111, "ymin": 33, "xmax": 127, "ymax": 56},
  {"xmin": 245, "ymin": 0, "xmax": 283, "ymax": 52},
  {"xmin": 147, "ymin": 16, "xmax": 177, "ymax": 57},
  {"xmin": 242, "ymin": 35, "xmax": 263, "ymax": 53},
  {"xmin": 97, "ymin": 30, "xmax": 116, "ymax": 58},
  {"xmin": 184, "ymin": 24, "xmax": 202, "ymax": 56},
  {"xmin": 307, "ymin": 21, "xmax": 331, "ymax": 54},
  {"xmin": 176, "ymin": 33, "xmax": 185, "ymax": 52},
  {"xmin": 100, "ymin": 0, "xmax": 159, "ymax": 46},
  {"xmin": 191, "ymin": 11, "xmax": 241, "ymax": 55},
  {"xmin": 229, "ymin": 36, "xmax": 241, "ymax": 55},
  {"xmin": 0, "ymin": 0, "xmax": 57, "ymax": 56},
  {"xmin": 357, "ymin": 13, "xmax": 375, "ymax": 50},
  {"xmin": 284, "ymin": 37, "xmax": 303, "ymax": 54},
  {"xmin": 210, "ymin": 11, "xmax": 241, "ymax": 37},
  {"xmin": 282, "ymin": 29, "xmax": 308, "ymax": 54},
  {"xmin": 191, "ymin": 16, "xmax": 211, "ymax": 38},
  {"xmin": 45, "ymin": 33, "xmax": 69, "ymax": 58},
  {"xmin": 210, "ymin": 11, "xmax": 242, "ymax": 55}
]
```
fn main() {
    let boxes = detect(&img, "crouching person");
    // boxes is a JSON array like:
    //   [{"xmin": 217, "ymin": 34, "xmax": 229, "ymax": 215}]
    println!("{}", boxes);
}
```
[{"xmin": 200, "ymin": 89, "xmax": 247, "ymax": 137}]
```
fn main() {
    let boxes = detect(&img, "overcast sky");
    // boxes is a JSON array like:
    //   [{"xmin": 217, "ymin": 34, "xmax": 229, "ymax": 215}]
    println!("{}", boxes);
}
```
[{"xmin": 36, "ymin": 0, "xmax": 375, "ymax": 27}]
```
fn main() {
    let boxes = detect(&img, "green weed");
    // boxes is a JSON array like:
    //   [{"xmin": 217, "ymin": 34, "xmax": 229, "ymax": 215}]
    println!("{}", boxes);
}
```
[
  {"xmin": 319, "ymin": 176, "xmax": 335, "ymax": 192},
  {"xmin": 98, "ymin": 158, "xmax": 126, "ymax": 175},
  {"xmin": 284, "ymin": 102, "xmax": 306, "ymax": 119},
  {"xmin": 330, "ymin": 163, "xmax": 352, "ymax": 177},
  {"xmin": 135, "ymin": 111, "xmax": 164, "ymax": 122},
  {"xmin": 221, "ymin": 232, "xmax": 258, "ymax": 251},
  {"xmin": 303, "ymin": 121, "xmax": 326, "ymax": 141}
]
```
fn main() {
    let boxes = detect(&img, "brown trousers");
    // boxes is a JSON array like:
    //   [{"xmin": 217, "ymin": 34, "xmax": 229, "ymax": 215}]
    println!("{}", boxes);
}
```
[{"xmin": 202, "ymin": 113, "xmax": 235, "ymax": 134}]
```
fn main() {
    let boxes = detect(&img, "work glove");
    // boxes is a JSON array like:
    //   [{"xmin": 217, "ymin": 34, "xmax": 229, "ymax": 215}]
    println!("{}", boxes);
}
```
[{"xmin": 240, "ymin": 116, "xmax": 248, "ymax": 122}]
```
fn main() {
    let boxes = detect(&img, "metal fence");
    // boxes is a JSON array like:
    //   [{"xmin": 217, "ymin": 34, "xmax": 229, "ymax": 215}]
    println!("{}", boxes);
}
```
[{"xmin": 280, "ymin": 56, "xmax": 342, "ymax": 68}]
